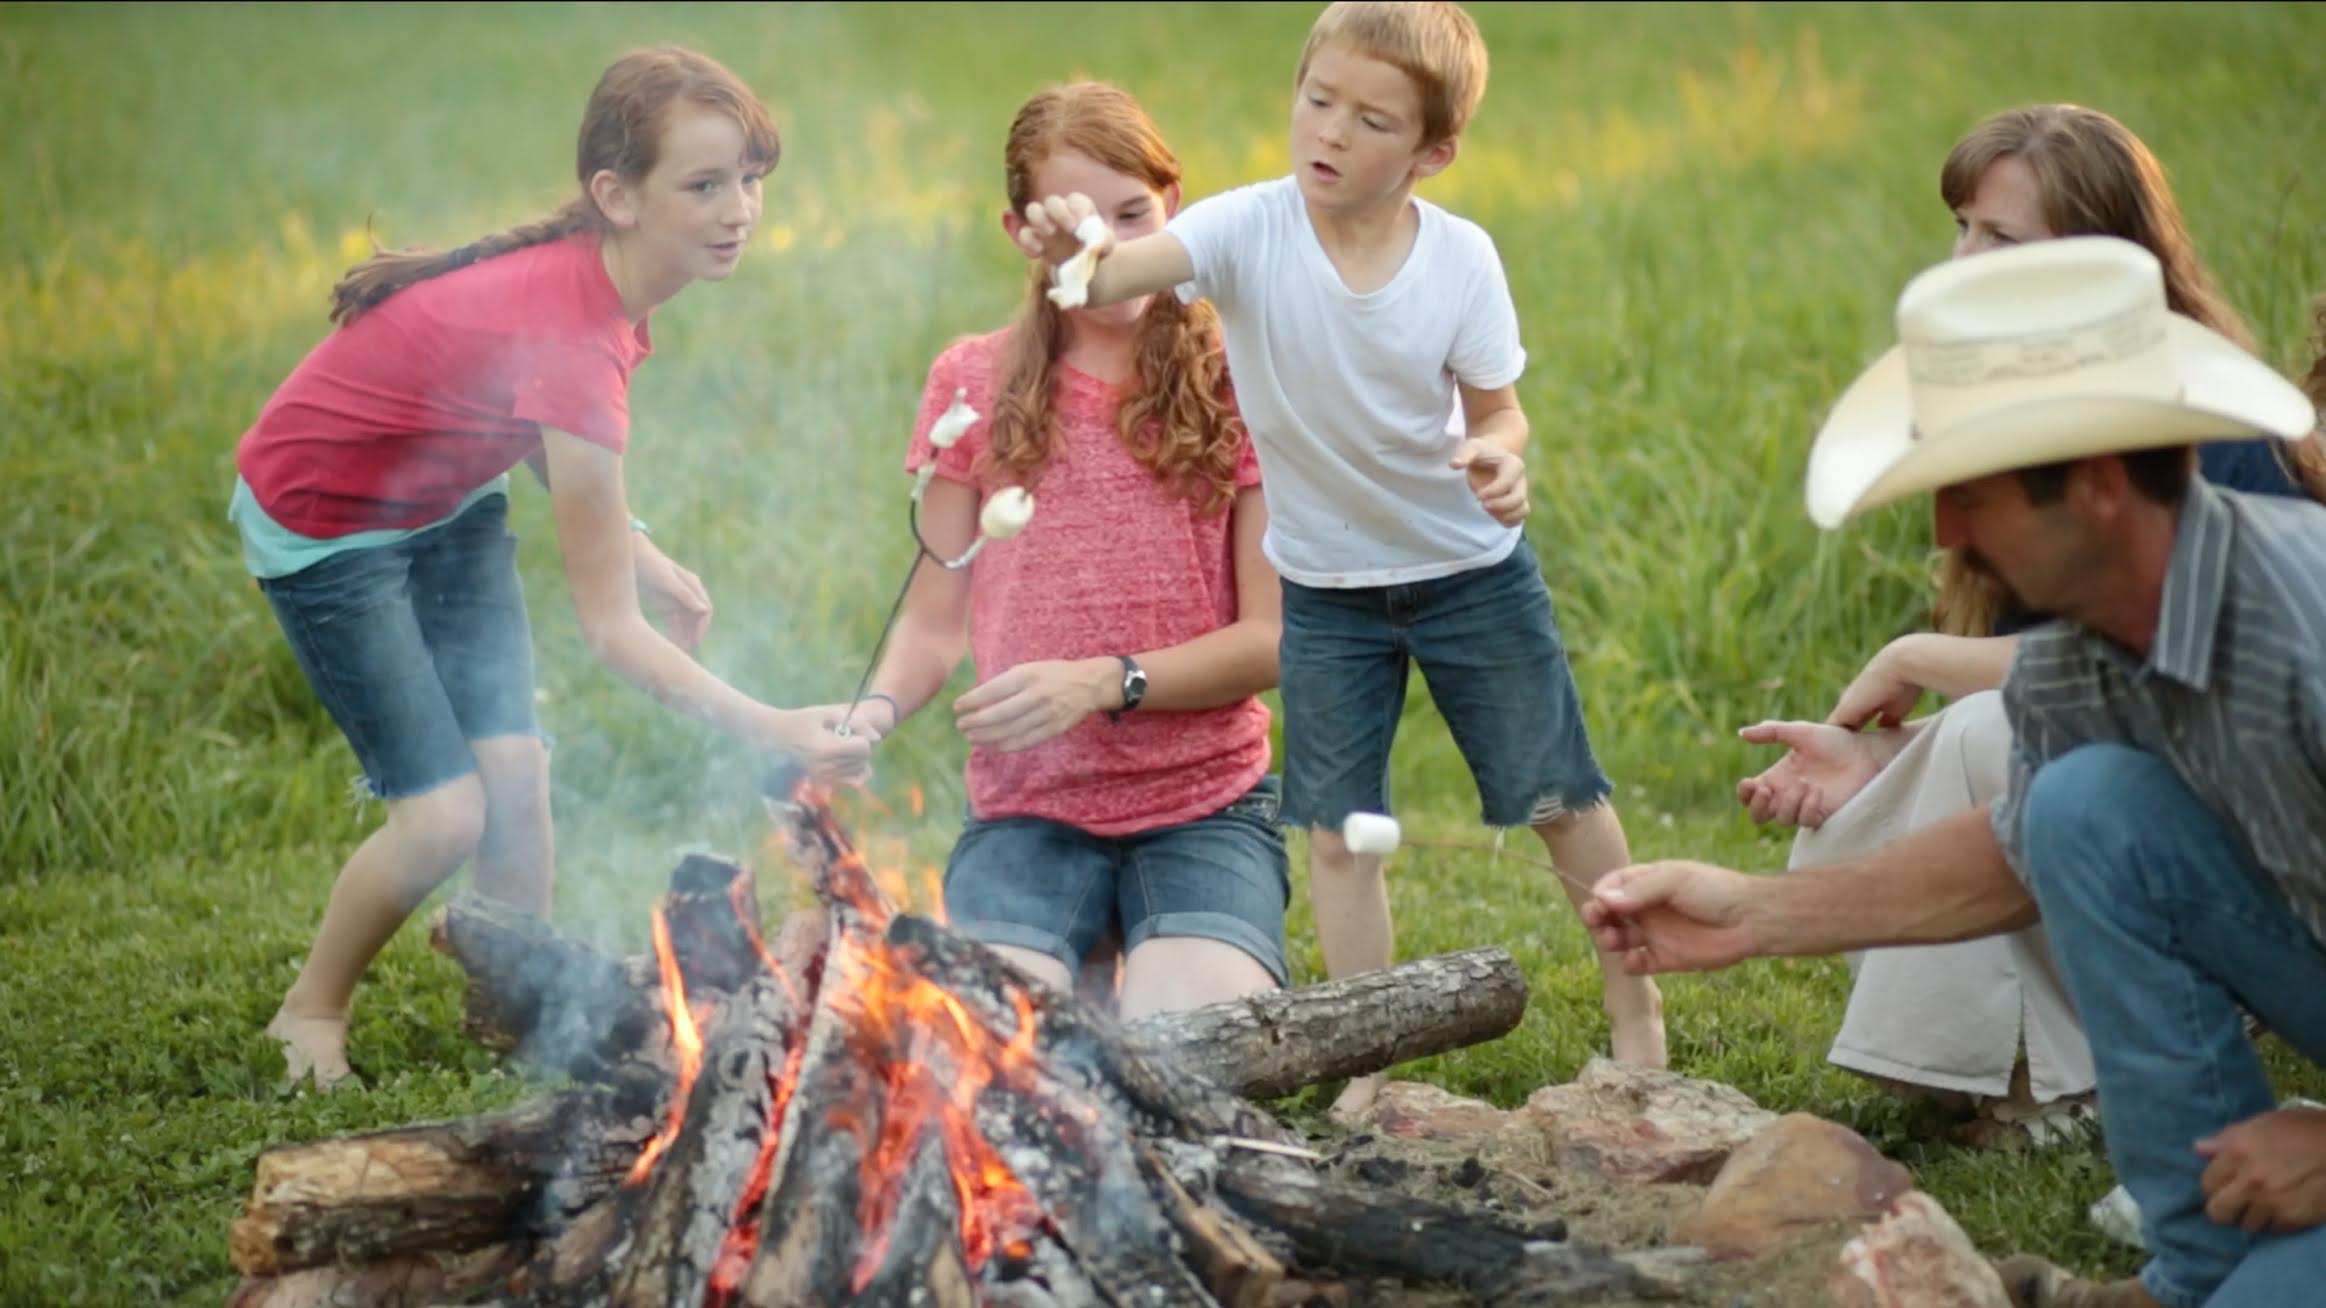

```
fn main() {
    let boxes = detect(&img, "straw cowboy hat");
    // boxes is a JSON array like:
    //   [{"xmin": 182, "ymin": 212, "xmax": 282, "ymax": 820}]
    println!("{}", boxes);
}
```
[{"xmin": 1805, "ymin": 235, "xmax": 2317, "ymax": 528}]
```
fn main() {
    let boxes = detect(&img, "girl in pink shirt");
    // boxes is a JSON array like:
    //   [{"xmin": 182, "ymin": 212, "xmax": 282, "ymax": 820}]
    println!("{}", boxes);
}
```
[
  {"xmin": 813, "ymin": 83, "xmax": 1286, "ymax": 1018},
  {"xmin": 236, "ymin": 48, "xmax": 865, "ymax": 1090}
]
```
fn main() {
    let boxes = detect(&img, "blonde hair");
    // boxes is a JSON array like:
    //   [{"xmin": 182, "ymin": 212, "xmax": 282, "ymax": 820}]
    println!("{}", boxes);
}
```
[
  {"xmin": 1929, "ymin": 104, "xmax": 2326, "ymax": 634},
  {"xmin": 1296, "ymin": 1, "xmax": 1488, "ymax": 146},
  {"xmin": 985, "ymin": 83, "xmax": 1243, "ymax": 515},
  {"xmin": 329, "ymin": 47, "xmax": 778, "ymax": 326}
]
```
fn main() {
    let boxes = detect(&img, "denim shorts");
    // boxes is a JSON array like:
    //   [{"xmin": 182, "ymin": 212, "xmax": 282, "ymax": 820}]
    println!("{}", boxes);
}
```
[
  {"xmin": 257, "ymin": 493, "xmax": 540, "ymax": 800},
  {"xmin": 943, "ymin": 776, "xmax": 1291, "ymax": 984},
  {"xmin": 1279, "ymin": 540, "xmax": 1611, "ymax": 830}
]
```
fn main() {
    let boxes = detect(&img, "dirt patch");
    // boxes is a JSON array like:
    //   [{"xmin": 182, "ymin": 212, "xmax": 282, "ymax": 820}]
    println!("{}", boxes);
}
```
[{"xmin": 1300, "ymin": 1127, "xmax": 1860, "ymax": 1306}]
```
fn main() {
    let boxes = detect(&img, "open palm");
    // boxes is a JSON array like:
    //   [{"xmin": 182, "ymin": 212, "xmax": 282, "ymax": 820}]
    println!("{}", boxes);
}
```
[{"xmin": 1734, "ymin": 720, "xmax": 1895, "ymax": 829}]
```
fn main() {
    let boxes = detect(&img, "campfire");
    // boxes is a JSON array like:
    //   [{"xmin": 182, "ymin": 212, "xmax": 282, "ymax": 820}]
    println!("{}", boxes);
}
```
[{"xmin": 227, "ymin": 785, "xmax": 1688, "ymax": 1307}]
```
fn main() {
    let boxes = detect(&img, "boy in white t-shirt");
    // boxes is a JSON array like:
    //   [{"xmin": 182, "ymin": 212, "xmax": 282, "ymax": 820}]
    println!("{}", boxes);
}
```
[{"xmin": 1015, "ymin": 0, "xmax": 1666, "ymax": 1116}]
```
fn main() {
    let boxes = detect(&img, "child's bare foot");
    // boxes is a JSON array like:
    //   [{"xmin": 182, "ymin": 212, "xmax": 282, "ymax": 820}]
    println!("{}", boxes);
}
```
[
  {"xmin": 265, "ymin": 1007, "xmax": 353, "ymax": 1091},
  {"xmin": 1605, "ymin": 976, "xmax": 1668, "ymax": 1068},
  {"xmin": 1328, "ymin": 1071, "xmax": 1388, "ymax": 1128}
]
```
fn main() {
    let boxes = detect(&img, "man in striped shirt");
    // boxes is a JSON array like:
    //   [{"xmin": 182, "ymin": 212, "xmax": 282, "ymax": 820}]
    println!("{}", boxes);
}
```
[{"xmin": 1583, "ymin": 237, "xmax": 2326, "ymax": 1308}]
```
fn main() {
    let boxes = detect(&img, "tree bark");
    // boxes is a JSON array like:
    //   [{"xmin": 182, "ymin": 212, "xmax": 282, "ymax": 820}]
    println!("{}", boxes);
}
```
[
  {"xmin": 225, "ymin": 1242, "xmax": 529, "ymax": 1308},
  {"xmin": 1132, "ymin": 947, "xmax": 1527, "ymax": 1101},
  {"xmin": 229, "ymin": 1089, "xmax": 653, "ymax": 1277}
]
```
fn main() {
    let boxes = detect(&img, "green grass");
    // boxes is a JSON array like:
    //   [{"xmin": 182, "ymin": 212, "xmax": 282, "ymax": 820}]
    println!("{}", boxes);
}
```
[{"xmin": 4, "ymin": 1, "xmax": 2325, "ymax": 1303}]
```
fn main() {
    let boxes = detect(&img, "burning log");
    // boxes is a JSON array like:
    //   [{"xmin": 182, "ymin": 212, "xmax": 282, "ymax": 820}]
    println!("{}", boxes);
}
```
[
  {"xmin": 428, "ymin": 894, "xmax": 665, "ymax": 1088},
  {"xmin": 606, "ymin": 973, "xmax": 800, "ymax": 1308}
]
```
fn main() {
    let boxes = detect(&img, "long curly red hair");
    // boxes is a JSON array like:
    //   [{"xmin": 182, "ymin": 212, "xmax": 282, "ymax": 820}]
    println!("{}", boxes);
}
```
[{"xmin": 982, "ymin": 83, "xmax": 1243, "ymax": 515}]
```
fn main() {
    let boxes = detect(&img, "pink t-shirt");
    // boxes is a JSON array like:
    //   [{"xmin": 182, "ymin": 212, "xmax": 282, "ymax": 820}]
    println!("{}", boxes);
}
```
[
  {"xmin": 907, "ymin": 329, "xmax": 1272, "ymax": 836},
  {"xmin": 237, "ymin": 234, "xmax": 651, "ymax": 536}
]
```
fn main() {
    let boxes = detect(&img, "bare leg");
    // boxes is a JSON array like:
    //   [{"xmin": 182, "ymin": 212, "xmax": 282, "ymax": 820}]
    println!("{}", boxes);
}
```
[
  {"xmin": 1117, "ymin": 937, "xmax": 1276, "ymax": 1023},
  {"xmin": 988, "ymin": 943, "xmax": 1074, "ymax": 996},
  {"xmin": 268, "ymin": 774, "xmax": 487, "ymax": 1089},
  {"xmin": 1308, "ymin": 826, "xmax": 1394, "ymax": 1122},
  {"xmin": 1533, "ymin": 801, "xmax": 1666, "ymax": 1067},
  {"xmin": 469, "ymin": 735, "xmax": 552, "ymax": 915}
]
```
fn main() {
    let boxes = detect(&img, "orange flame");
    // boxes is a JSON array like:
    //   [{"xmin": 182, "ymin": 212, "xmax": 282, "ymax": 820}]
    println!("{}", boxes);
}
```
[
  {"xmin": 831, "ymin": 940, "xmax": 1046, "ymax": 1289},
  {"xmin": 692, "ymin": 785, "xmax": 1051, "ymax": 1293},
  {"xmin": 625, "ymin": 906, "xmax": 704, "ymax": 1185}
]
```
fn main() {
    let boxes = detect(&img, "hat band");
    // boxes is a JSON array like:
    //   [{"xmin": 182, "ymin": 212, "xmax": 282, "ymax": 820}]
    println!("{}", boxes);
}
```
[{"xmin": 1907, "ymin": 301, "xmax": 2166, "ymax": 389}]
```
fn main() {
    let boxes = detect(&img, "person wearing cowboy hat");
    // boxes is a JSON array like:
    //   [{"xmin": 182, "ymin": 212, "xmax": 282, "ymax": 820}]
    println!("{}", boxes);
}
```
[{"xmin": 1582, "ymin": 234, "xmax": 2326, "ymax": 1308}]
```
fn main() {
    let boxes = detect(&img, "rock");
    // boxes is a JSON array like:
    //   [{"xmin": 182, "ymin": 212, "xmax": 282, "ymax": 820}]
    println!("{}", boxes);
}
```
[
  {"xmin": 1521, "ymin": 1057, "xmax": 1779, "ymax": 1184},
  {"xmin": 1828, "ymin": 1191, "xmax": 2010, "ymax": 1307},
  {"xmin": 1673, "ymin": 1113, "xmax": 1914, "ymax": 1257},
  {"xmin": 1357, "ymin": 1080, "xmax": 1515, "ymax": 1142}
]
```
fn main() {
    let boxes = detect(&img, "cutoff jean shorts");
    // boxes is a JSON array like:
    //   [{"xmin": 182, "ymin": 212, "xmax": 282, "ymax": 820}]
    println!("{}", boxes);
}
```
[{"xmin": 257, "ymin": 492, "xmax": 541, "ymax": 800}]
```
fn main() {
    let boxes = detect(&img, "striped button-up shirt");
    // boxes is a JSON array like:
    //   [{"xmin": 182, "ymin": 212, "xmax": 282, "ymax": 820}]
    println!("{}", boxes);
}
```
[{"xmin": 1993, "ymin": 479, "xmax": 2326, "ymax": 947}]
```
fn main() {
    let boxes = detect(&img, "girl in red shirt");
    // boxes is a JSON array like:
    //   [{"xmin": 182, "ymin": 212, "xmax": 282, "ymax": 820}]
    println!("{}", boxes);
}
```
[
  {"xmin": 235, "ymin": 47, "xmax": 865, "ymax": 1089},
  {"xmin": 809, "ymin": 83, "xmax": 1286, "ymax": 1019}
]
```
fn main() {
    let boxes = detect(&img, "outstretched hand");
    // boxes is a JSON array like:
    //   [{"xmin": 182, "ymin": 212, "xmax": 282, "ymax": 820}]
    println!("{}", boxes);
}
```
[
  {"xmin": 1583, "ymin": 861, "xmax": 1762, "ymax": 974},
  {"xmin": 763, "ymin": 708, "xmax": 873, "ymax": 786},
  {"xmin": 1734, "ymin": 719, "xmax": 1896, "ymax": 829}
]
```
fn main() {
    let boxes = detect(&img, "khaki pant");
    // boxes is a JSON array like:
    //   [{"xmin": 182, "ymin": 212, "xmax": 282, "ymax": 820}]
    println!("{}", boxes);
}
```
[{"xmin": 1790, "ymin": 690, "xmax": 2096, "ymax": 1105}]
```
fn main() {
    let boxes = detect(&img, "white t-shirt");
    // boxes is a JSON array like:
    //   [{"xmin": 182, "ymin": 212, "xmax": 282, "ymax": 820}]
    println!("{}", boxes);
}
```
[{"xmin": 1168, "ymin": 176, "xmax": 1527, "ymax": 587}]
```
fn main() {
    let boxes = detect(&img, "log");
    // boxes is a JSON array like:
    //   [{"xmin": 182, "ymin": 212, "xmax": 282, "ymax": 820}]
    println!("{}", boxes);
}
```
[
  {"xmin": 1131, "ymin": 948, "xmax": 1527, "ymax": 1100},
  {"xmin": 1211, "ymin": 1155, "xmax": 1655, "ymax": 1305},
  {"xmin": 739, "ymin": 945, "xmax": 878, "ymax": 1307},
  {"xmin": 229, "ymin": 1088, "xmax": 653, "ymax": 1276},
  {"xmin": 225, "ymin": 1242, "xmax": 528, "ymax": 1308},
  {"xmin": 848, "ymin": 1128, "xmax": 975, "ymax": 1308},
  {"xmin": 1140, "ymin": 1145, "xmax": 1284, "ymax": 1308},
  {"xmin": 659, "ymin": 852, "xmax": 767, "ymax": 995},
  {"xmin": 608, "ymin": 973, "xmax": 800, "ymax": 1308},
  {"xmin": 506, "ymin": 1191, "xmax": 633, "ymax": 1307},
  {"xmin": 428, "ymin": 894, "xmax": 667, "ymax": 1087}
]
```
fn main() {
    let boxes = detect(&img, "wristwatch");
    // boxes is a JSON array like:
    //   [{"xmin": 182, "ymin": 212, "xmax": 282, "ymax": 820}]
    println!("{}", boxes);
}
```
[{"xmin": 1108, "ymin": 654, "xmax": 1147, "ymax": 725}]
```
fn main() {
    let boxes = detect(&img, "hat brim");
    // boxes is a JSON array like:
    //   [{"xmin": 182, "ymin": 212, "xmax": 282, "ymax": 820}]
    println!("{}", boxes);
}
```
[{"xmin": 1805, "ymin": 316, "xmax": 2317, "ymax": 529}]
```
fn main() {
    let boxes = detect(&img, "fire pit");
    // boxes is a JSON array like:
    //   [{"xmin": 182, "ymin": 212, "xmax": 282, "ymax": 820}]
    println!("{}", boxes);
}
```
[{"xmin": 226, "ymin": 786, "xmax": 1688, "ymax": 1307}]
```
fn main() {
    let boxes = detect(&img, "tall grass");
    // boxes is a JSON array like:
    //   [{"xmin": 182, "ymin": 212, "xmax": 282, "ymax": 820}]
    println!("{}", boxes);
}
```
[{"xmin": 4, "ymin": 3, "xmax": 2324, "ymax": 1303}]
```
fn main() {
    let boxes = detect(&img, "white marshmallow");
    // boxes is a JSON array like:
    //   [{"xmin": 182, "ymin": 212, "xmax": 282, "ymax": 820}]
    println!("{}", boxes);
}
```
[
  {"xmin": 927, "ymin": 387, "xmax": 977, "ymax": 450},
  {"xmin": 978, "ymin": 487, "xmax": 1036, "ymax": 540},
  {"xmin": 1342, "ymin": 812, "xmax": 1402, "ymax": 856},
  {"xmin": 1045, "ymin": 213, "xmax": 1113, "ymax": 310}
]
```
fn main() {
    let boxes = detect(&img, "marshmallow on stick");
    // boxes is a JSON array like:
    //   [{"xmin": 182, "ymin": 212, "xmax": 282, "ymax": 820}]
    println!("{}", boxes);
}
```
[
  {"xmin": 1342, "ymin": 811, "xmax": 1402, "ymax": 856},
  {"xmin": 1045, "ymin": 213, "xmax": 1113, "ymax": 310},
  {"xmin": 913, "ymin": 388, "xmax": 978, "ymax": 502},
  {"xmin": 941, "ymin": 487, "xmax": 1037, "ymax": 570}
]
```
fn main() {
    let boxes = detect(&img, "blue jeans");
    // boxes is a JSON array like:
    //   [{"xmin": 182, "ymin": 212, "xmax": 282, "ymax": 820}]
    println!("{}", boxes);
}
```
[
  {"xmin": 2022, "ymin": 745, "xmax": 2326, "ymax": 1307},
  {"xmin": 944, "ymin": 777, "xmax": 1290, "ymax": 984},
  {"xmin": 1278, "ymin": 540, "xmax": 1610, "ymax": 829}
]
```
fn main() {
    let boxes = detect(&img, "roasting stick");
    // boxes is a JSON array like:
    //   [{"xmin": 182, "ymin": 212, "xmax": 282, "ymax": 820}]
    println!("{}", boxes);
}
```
[
  {"xmin": 1340, "ymin": 812, "xmax": 1597, "ymax": 894},
  {"xmin": 1343, "ymin": 812, "xmax": 1710, "ymax": 983},
  {"xmin": 833, "ymin": 390, "xmax": 1036, "ymax": 739}
]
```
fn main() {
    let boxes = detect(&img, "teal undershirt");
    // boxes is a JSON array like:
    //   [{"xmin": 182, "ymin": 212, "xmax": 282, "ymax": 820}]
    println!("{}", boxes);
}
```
[{"xmin": 227, "ymin": 475, "xmax": 509, "ymax": 580}]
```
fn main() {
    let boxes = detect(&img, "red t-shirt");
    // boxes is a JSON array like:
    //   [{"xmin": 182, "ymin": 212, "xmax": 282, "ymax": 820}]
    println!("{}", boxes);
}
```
[
  {"xmin": 236, "ymin": 234, "xmax": 652, "ymax": 536},
  {"xmin": 907, "ymin": 330, "xmax": 1272, "ymax": 836}
]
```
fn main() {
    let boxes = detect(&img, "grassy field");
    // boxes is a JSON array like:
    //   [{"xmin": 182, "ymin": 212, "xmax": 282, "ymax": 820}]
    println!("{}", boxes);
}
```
[{"xmin": 5, "ymin": 2, "xmax": 2325, "ymax": 1303}]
